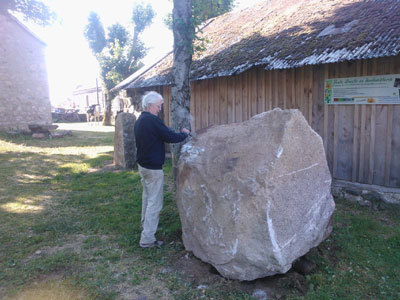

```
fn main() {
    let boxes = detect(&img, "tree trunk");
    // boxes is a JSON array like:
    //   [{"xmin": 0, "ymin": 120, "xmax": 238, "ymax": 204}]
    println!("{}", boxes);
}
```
[
  {"xmin": 103, "ymin": 93, "xmax": 112, "ymax": 126},
  {"xmin": 171, "ymin": 0, "xmax": 193, "ymax": 181}
]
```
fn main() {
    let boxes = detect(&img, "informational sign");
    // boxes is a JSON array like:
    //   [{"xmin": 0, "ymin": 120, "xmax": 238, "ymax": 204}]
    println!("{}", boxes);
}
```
[{"xmin": 324, "ymin": 74, "xmax": 400, "ymax": 104}]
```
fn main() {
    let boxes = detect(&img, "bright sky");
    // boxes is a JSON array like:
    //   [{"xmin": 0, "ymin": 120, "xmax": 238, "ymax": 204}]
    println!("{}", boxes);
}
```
[{"xmin": 22, "ymin": 0, "xmax": 263, "ymax": 105}]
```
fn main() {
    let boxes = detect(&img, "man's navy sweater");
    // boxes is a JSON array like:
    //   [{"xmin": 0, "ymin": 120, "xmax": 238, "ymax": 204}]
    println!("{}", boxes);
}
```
[{"xmin": 134, "ymin": 111, "xmax": 188, "ymax": 170}]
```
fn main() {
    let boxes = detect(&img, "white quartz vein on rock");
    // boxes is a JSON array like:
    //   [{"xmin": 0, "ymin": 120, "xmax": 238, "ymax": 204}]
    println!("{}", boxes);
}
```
[
  {"xmin": 266, "ymin": 201, "xmax": 284, "ymax": 266},
  {"xmin": 278, "ymin": 163, "xmax": 319, "ymax": 178}
]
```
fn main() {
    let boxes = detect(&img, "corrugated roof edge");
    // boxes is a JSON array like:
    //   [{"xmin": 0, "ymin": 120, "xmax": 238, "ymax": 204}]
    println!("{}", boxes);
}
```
[{"xmin": 111, "ymin": 50, "xmax": 173, "ymax": 92}]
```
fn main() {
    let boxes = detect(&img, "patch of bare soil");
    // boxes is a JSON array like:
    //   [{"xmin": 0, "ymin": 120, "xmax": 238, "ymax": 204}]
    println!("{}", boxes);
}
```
[
  {"xmin": 117, "ymin": 273, "xmax": 173, "ymax": 300},
  {"xmin": 3, "ymin": 274, "xmax": 90, "ymax": 300},
  {"xmin": 169, "ymin": 250, "xmax": 312, "ymax": 299},
  {"xmin": 88, "ymin": 161, "xmax": 124, "ymax": 173},
  {"xmin": 23, "ymin": 234, "xmax": 88, "ymax": 263}
]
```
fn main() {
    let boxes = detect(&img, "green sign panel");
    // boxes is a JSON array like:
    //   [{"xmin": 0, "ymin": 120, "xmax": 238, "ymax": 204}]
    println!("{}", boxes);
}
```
[{"xmin": 324, "ymin": 74, "xmax": 400, "ymax": 104}]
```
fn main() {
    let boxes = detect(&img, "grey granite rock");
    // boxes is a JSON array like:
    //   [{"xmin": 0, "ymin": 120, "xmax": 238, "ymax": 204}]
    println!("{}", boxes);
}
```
[{"xmin": 176, "ymin": 108, "xmax": 335, "ymax": 280}]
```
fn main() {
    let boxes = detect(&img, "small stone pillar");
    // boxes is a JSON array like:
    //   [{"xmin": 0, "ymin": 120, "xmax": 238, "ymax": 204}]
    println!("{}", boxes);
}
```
[{"xmin": 114, "ymin": 112, "xmax": 136, "ymax": 169}]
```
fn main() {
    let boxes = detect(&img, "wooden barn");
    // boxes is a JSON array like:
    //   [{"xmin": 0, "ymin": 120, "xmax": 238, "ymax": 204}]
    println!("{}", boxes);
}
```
[{"xmin": 113, "ymin": 0, "xmax": 400, "ymax": 188}]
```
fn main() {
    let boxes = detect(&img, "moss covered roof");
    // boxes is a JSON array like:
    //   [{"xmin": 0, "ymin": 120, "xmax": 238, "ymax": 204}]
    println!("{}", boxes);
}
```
[{"xmin": 116, "ymin": 0, "xmax": 400, "ymax": 90}]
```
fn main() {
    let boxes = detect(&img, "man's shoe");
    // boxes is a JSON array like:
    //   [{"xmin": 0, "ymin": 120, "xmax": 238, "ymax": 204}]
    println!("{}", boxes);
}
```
[{"xmin": 139, "ymin": 240, "xmax": 164, "ymax": 248}]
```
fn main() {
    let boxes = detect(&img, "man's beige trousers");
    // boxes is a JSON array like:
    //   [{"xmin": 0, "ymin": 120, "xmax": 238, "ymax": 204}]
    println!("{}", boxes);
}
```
[{"xmin": 138, "ymin": 165, "xmax": 164, "ymax": 245}]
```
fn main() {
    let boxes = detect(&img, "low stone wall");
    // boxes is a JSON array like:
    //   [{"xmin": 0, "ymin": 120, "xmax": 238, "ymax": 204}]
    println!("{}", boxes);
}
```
[
  {"xmin": 332, "ymin": 180, "xmax": 400, "ymax": 210},
  {"xmin": 52, "ymin": 112, "xmax": 87, "ymax": 123}
]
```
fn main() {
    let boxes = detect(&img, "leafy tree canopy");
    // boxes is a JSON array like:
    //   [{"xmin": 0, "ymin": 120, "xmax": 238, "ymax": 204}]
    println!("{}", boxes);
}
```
[
  {"xmin": 193, "ymin": 0, "xmax": 235, "ymax": 23},
  {"xmin": 107, "ymin": 23, "xmax": 129, "ymax": 48},
  {"xmin": 84, "ymin": 12, "xmax": 107, "ymax": 54},
  {"xmin": 0, "ymin": 0, "xmax": 55, "ymax": 26},
  {"xmin": 84, "ymin": 3, "xmax": 154, "ymax": 124},
  {"xmin": 165, "ymin": 0, "xmax": 235, "ymax": 29},
  {"xmin": 165, "ymin": 0, "xmax": 235, "ymax": 53},
  {"xmin": 84, "ymin": 4, "xmax": 154, "ymax": 91},
  {"xmin": 132, "ymin": 2, "xmax": 155, "ymax": 34}
]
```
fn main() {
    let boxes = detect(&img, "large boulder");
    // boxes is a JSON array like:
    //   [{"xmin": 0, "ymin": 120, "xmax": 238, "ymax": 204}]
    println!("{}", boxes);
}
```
[
  {"xmin": 114, "ymin": 112, "xmax": 136, "ymax": 169},
  {"xmin": 176, "ymin": 108, "xmax": 335, "ymax": 281}
]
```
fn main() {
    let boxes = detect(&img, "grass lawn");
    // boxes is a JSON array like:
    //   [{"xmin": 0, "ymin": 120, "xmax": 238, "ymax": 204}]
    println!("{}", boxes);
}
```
[{"xmin": 0, "ymin": 122, "xmax": 399, "ymax": 300}]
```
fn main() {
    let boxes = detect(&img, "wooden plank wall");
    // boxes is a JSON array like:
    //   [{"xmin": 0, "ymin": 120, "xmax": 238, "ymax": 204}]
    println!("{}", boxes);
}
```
[{"xmin": 160, "ymin": 55, "xmax": 400, "ymax": 188}]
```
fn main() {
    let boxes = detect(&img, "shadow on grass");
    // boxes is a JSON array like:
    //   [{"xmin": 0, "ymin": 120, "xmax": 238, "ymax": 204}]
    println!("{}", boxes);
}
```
[
  {"xmin": 0, "ymin": 149, "xmax": 139, "ymax": 234},
  {"xmin": 0, "ymin": 148, "xmax": 153, "ymax": 297},
  {"xmin": 0, "ymin": 151, "xmax": 94, "ymax": 241},
  {"xmin": 0, "ymin": 146, "xmax": 179, "ymax": 252},
  {"xmin": 0, "ymin": 130, "xmax": 114, "ymax": 148}
]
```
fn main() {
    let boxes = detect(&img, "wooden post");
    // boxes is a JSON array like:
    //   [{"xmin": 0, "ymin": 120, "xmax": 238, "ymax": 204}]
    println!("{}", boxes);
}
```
[
  {"xmin": 219, "ymin": 77, "xmax": 228, "ymax": 124},
  {"xmin": 368, "ymin": 105, "xmax": 376, "ymax": 184},
  {"xmin": 235, "ymin": 74, "xmax": 242, "ymax": 123},
  {"xmin": 283, "ymin": 70, "xmax": 287, "ymax": 110},
  {"xmin": 227, "ymin": 77, "xmax": 235, "ymax": 123},
  {"xmin": 242, "ymin": 72, "xmax": 249, "ymax": 121},
  {"xmin": 190, "ymin": 82, "xmax": 195, "ymax": 131},
  {"xmin": 384, "ymin": 105, "xmax": 393, "ymax": 186},
  {"xmin": 333, "ymin": 105, "xmax": 339, "ymax": 178},
  {"xmin": 323, "ymin": 66, "xmax": 329, "ymax": 154},
  {"xmin": 201, "ymin": 80, "xmax": 209, "ymax": 128},
  {"xmin": 208, "ymin": 79, "xmax": 215, "ymax": 126},
  {"xmin": 258, "ymin": 68, "xmax": 266, "ymax": 113},
  {"xmin": 308, "ymin": 67, "xmax": 313, "ymax": 125}
]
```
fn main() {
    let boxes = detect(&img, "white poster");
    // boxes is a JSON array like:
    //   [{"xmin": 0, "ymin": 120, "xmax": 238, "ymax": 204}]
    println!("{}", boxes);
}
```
[{"xmin": 324, "ymin": 74, "xmax": 400, "ymax": 104}]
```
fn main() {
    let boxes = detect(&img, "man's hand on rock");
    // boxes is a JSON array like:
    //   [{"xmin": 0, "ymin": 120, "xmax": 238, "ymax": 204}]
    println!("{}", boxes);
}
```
[{"xmin": 181, "ymin": 128, "xmax": 190, "ymax": 135}]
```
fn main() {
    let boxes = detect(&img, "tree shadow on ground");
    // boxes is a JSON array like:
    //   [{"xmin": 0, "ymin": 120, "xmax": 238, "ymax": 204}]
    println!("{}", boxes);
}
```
[
  {"xmin": 0, "ymin": 147, "xmax": 139, "ymax": 298},
  {"xmin": 0, "ymin": 130, "xmax": 114, "ymax": 148}
]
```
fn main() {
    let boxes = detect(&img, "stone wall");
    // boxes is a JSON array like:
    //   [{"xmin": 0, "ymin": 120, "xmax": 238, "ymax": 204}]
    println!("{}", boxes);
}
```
[{"xmin": 0, "ymin": 12, "xmax": 52, "ymax": 132}]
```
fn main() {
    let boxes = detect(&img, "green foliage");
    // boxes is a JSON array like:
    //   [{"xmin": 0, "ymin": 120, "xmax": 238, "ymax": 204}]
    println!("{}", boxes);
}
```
[
  {"xmin": 107, "ymin": 23, "xmax": 128, "ymax": 48},
  {"xmin": 166, "ymin": 0, "xmax": 234, "ymax": 54},
  {"xmin": 97, "ymin": 40, "xmax": 129, "ymax": 91},
  {"xmin": 190, "ymin": 0, "xmax": 234, "ymax": 53},
  {"xmin": 132, "ymin": 3, "xmax": 155, "ymax": 34},
  {"xmin": 193, "ymin": 0, "xmax": 234, "ymax": 23},
  {"xmin": 84, "ymin": 4, "xmax": 155, "ymax": 93},
  {"xmin": 1, "ymin": 0, "xmax": 55, "ymax": 26},
  {"xmin": 165, "ymin": 0, "xmax": 234, "ymax": 29},
  {"xmin": 84, "ymin": 12, "xmax": 107, "ymax": 54}
]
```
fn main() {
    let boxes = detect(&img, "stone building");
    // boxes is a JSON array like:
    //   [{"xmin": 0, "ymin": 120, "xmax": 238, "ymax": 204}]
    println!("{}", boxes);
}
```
[
  {"xmin": 71, "ymin": 82, "xmax": 106, "ymax": 113},
  {"xmin": 0, "ymin": 11, "xmax": 52, "ymax": 132}
]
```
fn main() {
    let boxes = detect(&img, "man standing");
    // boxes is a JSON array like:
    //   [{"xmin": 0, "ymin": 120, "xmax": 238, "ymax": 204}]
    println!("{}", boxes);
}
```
[{"xmin": 134, "ymin": 91, "xmax": 190, "ymax": 248}]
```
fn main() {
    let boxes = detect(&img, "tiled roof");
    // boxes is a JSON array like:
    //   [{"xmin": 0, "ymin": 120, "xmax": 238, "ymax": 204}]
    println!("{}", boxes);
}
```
[{"xmin": 118, "ymin": 0, "xmax": 400, "ymax": 90}]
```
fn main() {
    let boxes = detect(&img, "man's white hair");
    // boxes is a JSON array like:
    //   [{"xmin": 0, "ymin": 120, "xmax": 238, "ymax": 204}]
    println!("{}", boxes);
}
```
[{"xmin": 142, "ymin": 91, "xmax": 163, "ymax": 109}]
